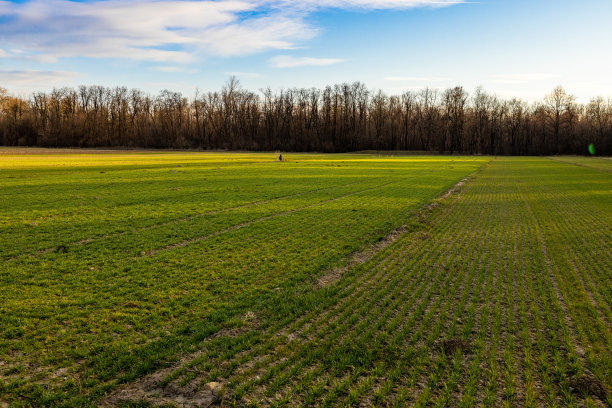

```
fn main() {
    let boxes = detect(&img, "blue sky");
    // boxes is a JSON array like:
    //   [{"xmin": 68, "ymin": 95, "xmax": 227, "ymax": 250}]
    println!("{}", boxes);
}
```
[{"xmin": 1, "ymin": 0, "xmax": 611, "ymax": 102}]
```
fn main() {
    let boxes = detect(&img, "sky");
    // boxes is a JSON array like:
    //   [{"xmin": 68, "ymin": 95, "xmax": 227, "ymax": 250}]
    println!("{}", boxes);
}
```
[{"xmin": 1, "ymin": 0, "xmax": 611, "ymax": 103}]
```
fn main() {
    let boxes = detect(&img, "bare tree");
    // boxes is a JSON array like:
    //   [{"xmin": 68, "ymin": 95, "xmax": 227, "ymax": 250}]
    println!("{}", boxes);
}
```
[
  {"xmin": 544, "ymin": 86, "xmax": 575, "ymax": 154},
  {"xmin": 0, "ymin": 83, "xmax": 609, "ymax": 155}
]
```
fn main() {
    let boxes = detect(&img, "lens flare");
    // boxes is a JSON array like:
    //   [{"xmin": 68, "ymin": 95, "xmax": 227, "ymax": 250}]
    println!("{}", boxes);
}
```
[{"xmin": 588, "ymin": 144, "xmax": 595, "ymax": 155}]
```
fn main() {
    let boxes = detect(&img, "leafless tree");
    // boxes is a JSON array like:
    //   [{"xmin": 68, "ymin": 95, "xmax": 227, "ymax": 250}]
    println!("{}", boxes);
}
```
[{"xmin": 0, "ymin": 83, "xmax": 609, "ymax": 155}]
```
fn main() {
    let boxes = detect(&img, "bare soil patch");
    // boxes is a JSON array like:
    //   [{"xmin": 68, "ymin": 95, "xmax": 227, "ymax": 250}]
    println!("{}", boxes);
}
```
[
  {"xmin": 101, "ymin": 350, "xmax": 210, "ymax": 407},
  {"xmin": 316, "ymin": 225, "xmax": 407, "ymax": 288},
  {"xmin": 435, "ymin": 338, "xmax": 473, "ymax": 355},
  {"xmin": 103, "ymin": 378, "xmax": 224, "ymax": 408},
  {"xmin": 103, "ymin": 312, "xmax": 259, "ymax": 407},
  {"xmin": 568, "ymin": 375, "xmax": 608, "ymax": 401}
]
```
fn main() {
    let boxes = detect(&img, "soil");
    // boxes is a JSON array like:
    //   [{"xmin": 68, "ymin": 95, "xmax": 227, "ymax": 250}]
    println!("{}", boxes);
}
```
[
  {"xmin": 316, "ymin": 225, "xmax": 407, "ymax": 288},
  {"xmin": 101, "ymin": 351, "xmax": 226, "ymax": 408},
  {"xmin": 436, "ymin": 338, "xmax": 473, "ymax": 355},
  {"xmin": 568, "ymin": 375, "xmax": 608, "ymax": 401}
]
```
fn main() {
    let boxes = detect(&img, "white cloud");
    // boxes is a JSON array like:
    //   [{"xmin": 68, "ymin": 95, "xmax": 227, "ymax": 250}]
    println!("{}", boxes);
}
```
[
  {"xmin": 269, "ymin": 55, "xmax": 344, "ymax": 68},
  {"xmin": 0, "ymin": 0, "xmax": 461, "ymax": 64},
  {"xmin": 0, "ymin": 70, "xmax": 81, "ymax": 88},
  {"xmin": 199, "ymin": 15, "xmax": 316, "ymax": 56},
  {"xmin": 0, "ymin": 0, "xmax": 312, "ymax": 62}
]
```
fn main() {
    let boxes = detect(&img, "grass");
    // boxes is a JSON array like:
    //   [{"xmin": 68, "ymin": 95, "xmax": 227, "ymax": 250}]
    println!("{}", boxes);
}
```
[{"xmin": 0, "ymin": 151, "xmax": 610, "ymax": 407}]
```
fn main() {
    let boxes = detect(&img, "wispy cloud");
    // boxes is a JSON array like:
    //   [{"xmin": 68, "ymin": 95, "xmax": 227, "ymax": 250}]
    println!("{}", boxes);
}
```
[
  {"xmin": 269, "ymin": 55, "xmax": 344, "ymax": 68},
  {"xmin": 0, "ymin": 0, "xmax": 462, "ymax": 64},
  {"xmin": 0, "ymin": 0, "xmax": 313, "ymax": 62},
  {"xmin": 0, "ymin": 70, "xmax": 81, "ymax": 87}
]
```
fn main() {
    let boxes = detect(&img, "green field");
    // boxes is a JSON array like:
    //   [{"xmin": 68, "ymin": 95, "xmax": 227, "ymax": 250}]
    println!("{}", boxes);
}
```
[{"xmin": 0, "ymin": 151, "xmax": 610, "ymax": 407}]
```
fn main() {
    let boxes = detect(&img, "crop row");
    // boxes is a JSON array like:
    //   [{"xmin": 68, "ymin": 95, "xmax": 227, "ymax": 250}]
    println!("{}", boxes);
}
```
[{"xmin": 106, "ymin": 157, "xmax": 611, "ymax": 407}]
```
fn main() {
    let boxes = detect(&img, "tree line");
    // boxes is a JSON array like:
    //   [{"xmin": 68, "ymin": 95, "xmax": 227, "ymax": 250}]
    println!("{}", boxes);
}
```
[{"xmin": 1, "ymin": 78, "xmax": 610, "ymax": 155}]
